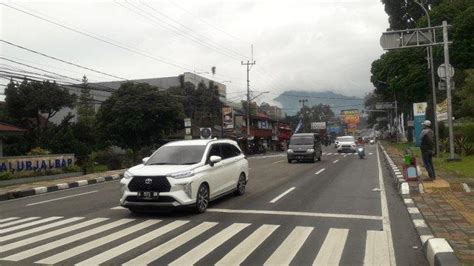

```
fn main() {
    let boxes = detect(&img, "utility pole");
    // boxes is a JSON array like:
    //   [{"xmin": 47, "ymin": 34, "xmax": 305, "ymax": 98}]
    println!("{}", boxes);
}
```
[
  {"xmin": 414, "ymin": 0, "xmax": 440, "ymax": 156},
  {"xmin": 241, "ymin": 60, "xmax": 256, "ymax": 137},
  {"xmin": 442, "ymin": 21, "xmax": 456, "ymax": 161}
]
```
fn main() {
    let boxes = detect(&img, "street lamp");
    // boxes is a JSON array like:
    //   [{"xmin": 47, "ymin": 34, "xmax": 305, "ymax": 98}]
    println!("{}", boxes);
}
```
[{"xmin": 414, "ymin": 0, "xmax": 440, "ymax": 156}]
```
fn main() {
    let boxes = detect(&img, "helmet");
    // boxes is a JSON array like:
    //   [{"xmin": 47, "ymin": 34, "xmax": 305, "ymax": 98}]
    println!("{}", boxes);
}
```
[{"xmin": 422, "ymin": 120, "xmax": 431, "ymax": 127}]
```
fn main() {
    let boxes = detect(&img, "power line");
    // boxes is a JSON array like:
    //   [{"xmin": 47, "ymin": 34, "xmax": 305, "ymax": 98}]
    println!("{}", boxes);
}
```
[
  {"xmin": 0, "ymin": 3, "xmax": 193, "ymax": 73},
  {"xmin": 0, "ymin": 57, "xmax": 82, "ymax": 82},
  {"xmin": 137, "ymin": 0, "xmax": 249, "ymax": 60},
  {"xmin": 0, "ymin": 39, "xmax": 126, "ymax": 80}
]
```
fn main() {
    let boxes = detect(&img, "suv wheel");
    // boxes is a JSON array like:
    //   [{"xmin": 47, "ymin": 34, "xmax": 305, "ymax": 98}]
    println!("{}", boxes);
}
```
[
  {"xmin": 195, "ymin": 184, "xmax": 209, "ymax": 213},
  {"xmin": 235, "ymin": 174, "xmax": 246, "ymax": 196},
  {"xmin": 287, "ymin": 158, "xmax": 292, "ymax": 163}
]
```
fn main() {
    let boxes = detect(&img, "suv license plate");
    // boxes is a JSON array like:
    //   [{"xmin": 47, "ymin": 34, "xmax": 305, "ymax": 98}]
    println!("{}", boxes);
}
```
[{"xmin": 138, "ymin": 191, "xmax": 159, "ymax": 199}]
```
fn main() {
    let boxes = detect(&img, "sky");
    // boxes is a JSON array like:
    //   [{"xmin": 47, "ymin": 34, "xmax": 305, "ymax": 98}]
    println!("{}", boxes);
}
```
[{"xmin": 0, "ymin": 0, "xmax": 389, "ymax": 103}]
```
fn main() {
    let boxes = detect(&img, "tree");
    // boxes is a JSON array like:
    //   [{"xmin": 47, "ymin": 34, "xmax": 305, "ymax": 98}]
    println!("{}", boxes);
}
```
[
  {"xmin": 96, "ymin": 82, "xmax": 184, "ymax": 157},
  {"xmin": 296, "ymin": 104, "xmax": 335, "ymax": 132},
  {"xmin": 5, "ymin": 79, "xmax": 76, "ymax": 147},
  {"xmin": 77, "ymin": 75, "xmax": 95, "ymax": 124}
]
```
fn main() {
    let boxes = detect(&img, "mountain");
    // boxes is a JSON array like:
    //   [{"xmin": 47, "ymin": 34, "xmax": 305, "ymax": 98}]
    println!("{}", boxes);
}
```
[{"xmin": 273, "ymin": 90, "xmax": 364, "ymax": 116}]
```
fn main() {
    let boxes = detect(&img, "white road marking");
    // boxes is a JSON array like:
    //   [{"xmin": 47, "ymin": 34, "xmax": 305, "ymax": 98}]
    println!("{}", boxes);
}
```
[
  {"xmin": 264, "ymin": 226, "xmax": 313, "ymax": 265},
  {"xmin": 111, "ymin": 206, "xmax": 126, "ymax": 210},
  {"xmin": 217, "ymin": 224, "xmax": 279, "ymax": 265},
  {"xmin": 26, "ymin": 190, "xmax": 98, "ymax": 206},
  {"xmin": 314, "ymin": 228, "xmax": 348, "ymax": 265},
  {"xmin": 272, "ymin": 159, "xmax": 284, "ymax": 164},
  {"xmin": 327, "ymin": 153, "xmax": 333, "ymax": 155},
  {"xmin": 270, "ymin": 187, "xmax": 296, "ymax": 203},
  {"xmin": 0, "ymin": 218, "xmax": 107, "ymax": 253},
  {"xmin": 169, "ymin": 223, "xmax": 250, "ymax": 266},
  {"xmin": 369, "ymin": 152, "xmax": 373, "ymax": 155},
  {"xmin": 207, "ymin": 208, "xmax": 382, "ymax": 221},
  {"xmin": 0, "ymin": 217, "xmax": 20, "ymax": 224},
  {"xmin": 364, "ymin": 230, "xmax": 390, "ymax": 265},
  {"xmin": 123, "ymin": 222, "xmax": 218, "ymax": 266},
  {"xmin": 36, "ymin": 219, "xmax": 159, "ymax": 265},
  {"xmin": 343, "ymin": 154, "xmax": 348, "ymax": 157},
  {"xmin": 376, "ymin": 144, "xmax": 397, "ymax": 265},
  {"xmin": 315, "ymin": 168, "xmax": 326, "ymax": 175},
  {"xmin": 0, "ymin": 217, "xmax": 84, "ymax": 242},
  {"xmin": 0, "ymin": 216, "xmax": 62, "ymax": 234},
  {"xmin": 2, "ymin": 219, "xmax": 133, "ymax": 262},
  {"xmin": 462, "ymin": 183, "xmax": 471, "ymax": 193},
  {"xmin": 77, "ymin": 220, "xmax": 188, "ymax": 265},
  {"xmin": 333, "ymin": 160, "xmax": 339, "ymax": 163},
  {"xmin": 0, "ymin": 217, "xmax": 40, "ymax": 228}
]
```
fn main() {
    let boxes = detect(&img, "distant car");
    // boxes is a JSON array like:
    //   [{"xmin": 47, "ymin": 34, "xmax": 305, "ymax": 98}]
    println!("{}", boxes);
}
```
[
  {"xmin": 287, "ymin": 133, "xmax": 322, "ymax": 163},
  {"xmin": 120, "ymin": 139, "xmax": 248, "ymax": 213},
  {"xmin": 336, "ymin": 136, "xmax": 357, "ymax": 153}
]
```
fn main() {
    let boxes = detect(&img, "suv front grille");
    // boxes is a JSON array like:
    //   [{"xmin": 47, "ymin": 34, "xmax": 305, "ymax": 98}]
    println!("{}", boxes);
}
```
[{"xmin": 128, "ymin": 176, "xmax": 171, "ymax": 192}]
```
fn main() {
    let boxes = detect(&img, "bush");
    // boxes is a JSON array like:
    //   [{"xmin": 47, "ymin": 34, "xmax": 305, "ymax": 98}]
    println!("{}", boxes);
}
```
[
  {"xmin": 27, "ymin": 147, "xmax": 51, "ymax": 155},
  {"xmin": 0, "ymin": 171, "xmax": 12, "ymax": 180},
  {"xmin": 94, "ymin": 148, "xmax": 126, "ymax": 170},
  {"xmin": 454, "ymin": 123, "xmax": 474, "ymax": 155},
  {"xmin": 64, "ymin": 164, "xmax": 81, "ymax": 173}
]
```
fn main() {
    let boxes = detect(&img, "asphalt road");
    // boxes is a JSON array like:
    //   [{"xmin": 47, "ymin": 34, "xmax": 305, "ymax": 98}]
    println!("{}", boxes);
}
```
[{"xmin": 0, "ymin": 144, "xmax": 428, "ymax": 265}]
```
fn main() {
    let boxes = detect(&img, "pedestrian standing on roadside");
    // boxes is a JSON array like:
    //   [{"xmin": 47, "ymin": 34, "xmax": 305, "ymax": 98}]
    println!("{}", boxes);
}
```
[{"xmin": 420, "ymin": 120, "xmax": 436, "ymax": 180}]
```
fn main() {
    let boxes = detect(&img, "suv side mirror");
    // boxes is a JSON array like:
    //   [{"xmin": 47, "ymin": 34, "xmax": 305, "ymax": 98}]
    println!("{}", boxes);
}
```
[
  {"xmin": 142, "ymin": 157, "xmax": 150, "ymax": 164},
  {"xmin": 209, "ymin": 155, "xmax": 222, "ymax": 166}
]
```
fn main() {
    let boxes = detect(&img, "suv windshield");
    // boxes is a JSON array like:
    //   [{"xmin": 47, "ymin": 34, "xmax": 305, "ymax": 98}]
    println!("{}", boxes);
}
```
[
  {"xmin": 339, "ymin": 137, "xmax": 355, "ymax": 142},
  {"xmin": 146, "ymin": 145, "xmax": 206, "ymax": 165},
  {"xmin": 290, "ymin": 136, "xmax": 313, "ymax": 145}
]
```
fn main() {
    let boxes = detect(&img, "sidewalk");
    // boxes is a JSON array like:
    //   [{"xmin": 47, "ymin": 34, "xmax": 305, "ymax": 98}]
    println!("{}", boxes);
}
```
[
  {"xmin": 385, "ymin": 144, "xmax": 474, "ymax": 264},
  {"xmin": 0, "ymin": 169, "xmax": 125, "ymax": 196}
]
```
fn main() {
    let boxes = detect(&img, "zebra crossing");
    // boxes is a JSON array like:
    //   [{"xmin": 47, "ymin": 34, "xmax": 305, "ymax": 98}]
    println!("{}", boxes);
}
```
[{"xmin": 0, "ymin": 216, "xmax": 390, "ymax": 265}]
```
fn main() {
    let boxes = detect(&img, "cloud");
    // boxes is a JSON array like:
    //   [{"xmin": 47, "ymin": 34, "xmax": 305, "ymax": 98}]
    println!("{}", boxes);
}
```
[{"xmin": 0, "ymin": 0, "xmax": 389, "ymax": 99}]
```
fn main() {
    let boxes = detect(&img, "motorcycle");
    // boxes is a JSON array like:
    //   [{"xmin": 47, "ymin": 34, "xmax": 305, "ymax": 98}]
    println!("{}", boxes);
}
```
[{"xmin": 357, "ymin": 146, "xmax": 365, "ymax": 159}]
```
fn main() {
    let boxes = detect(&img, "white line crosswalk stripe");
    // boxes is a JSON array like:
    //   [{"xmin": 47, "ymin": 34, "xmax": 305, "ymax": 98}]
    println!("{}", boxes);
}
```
[
  {"xmin": 0, "ymin": 216, "xmax": 386, "ymax": 265},
  {"xmin": 217, "ymin": 224, "xmax": 279, "ymax": 265},
  {"xmin": 0, "ymin": 217, "xmax": 20, "ymax": 224},
  {"xmin": 313, "ymin": 228, "xmax": 349, "ymax": 265},
  {"xmin": 36, "ymin": 219, "xmax": 160, "ymax": 265},
  {"xmin": 123, "ymin": 222, "xmax": 218, "ymax": 266},
  {"xmin": 0, "ymin": 217, "xmax": 40, "ymax": 228},
  {"xmin": 169, "ymin": 223, "xmax": 250, "ymax": 266},
  {"xmin": 0, "ymin": 216, "xmax": 62, "ymax": 234},
  {"xmin": 77, "ymin": 220, "xmax": 188, "ymax": 265},
  {"xmin": 2, "ymin": 219, "xmax": 133, "ymax": 262},
  {"xmin": 0, "ymin": 217, "xmax": 107, "ymax": 253},
  {"xmin": 0, "ymin": 217, "xmax": 84, "ymax": 242},
  {"xmin": 264, "ymin": 226, "xmax": 313, "ymax": 265},
  {"xmin": 364, "ymin": 230, "xmax": 390, "ymax": 265}
]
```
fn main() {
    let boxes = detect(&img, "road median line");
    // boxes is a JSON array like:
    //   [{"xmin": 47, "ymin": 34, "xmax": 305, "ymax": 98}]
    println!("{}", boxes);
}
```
[{"xmin": 315, "ymin": 168, "xmax": 326, "ymax": 175}]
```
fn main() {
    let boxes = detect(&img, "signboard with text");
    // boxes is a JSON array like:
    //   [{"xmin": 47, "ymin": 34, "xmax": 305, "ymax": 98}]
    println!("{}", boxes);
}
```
[
  {"xmin": 311, "ymin": 122, "xmax": 326, "ymax": 130},
  {"xmin": 222, "ymin": 107, "xmax": 234, "ymax": 130},
  {"xmin": 413, "ymin": 102, "xmax": 427, "ymax": 147},
  {"xmin": 436, "ymin": 99, "xmax": 448, "ymax": 121},
  {"xmin": 0, "ymin": 154, "xmax": 75, "ymax": 172}
]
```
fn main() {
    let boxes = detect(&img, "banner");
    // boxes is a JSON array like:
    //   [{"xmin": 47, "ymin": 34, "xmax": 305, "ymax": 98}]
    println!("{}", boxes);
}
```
[
  {"xmin": 436, "ymin": 99, "xmax": 448, "ymax": 122},
  {"xmin": 311, "ymin": 122, "xmax": 326, "ymax": 130},
  {"xmin": 413, "ymin": 102, "xmax": 427, "ymax": 147},
  {"xmin": 222, "ymin": 107, "xmax": 234, "ymax": 129},
  {"xmin": 341, "ymin": 109, "xmax": 360, "ymax": 133}
]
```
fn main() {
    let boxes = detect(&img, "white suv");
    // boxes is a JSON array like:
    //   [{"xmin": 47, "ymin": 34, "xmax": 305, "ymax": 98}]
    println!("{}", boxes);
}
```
[
  {"xmin": 120, "ymin": 139, "xmax": 248, "ymax": 213},
  {"xmin": 336, "ymin": 136, "xmax": 357, "ymax": 153}
]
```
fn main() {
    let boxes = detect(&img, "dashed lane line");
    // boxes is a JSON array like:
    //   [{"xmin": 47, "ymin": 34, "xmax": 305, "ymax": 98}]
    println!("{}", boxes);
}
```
[
  {"xmin": 269, "ymin": 187, "xmax": 296, "ymax": 203},
  {"xmin": 333, "ymin": 160, "xmax": 339, "ymax": 164},
  {"xmin": 315, "ymin": 168, "xmax": 326, "ymax": 175}
]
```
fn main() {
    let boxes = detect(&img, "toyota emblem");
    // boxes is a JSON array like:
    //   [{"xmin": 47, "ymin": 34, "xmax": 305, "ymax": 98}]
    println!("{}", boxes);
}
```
[{"xmin": 145, "ymin": 178, "xmax": 152, "ymax": 185}]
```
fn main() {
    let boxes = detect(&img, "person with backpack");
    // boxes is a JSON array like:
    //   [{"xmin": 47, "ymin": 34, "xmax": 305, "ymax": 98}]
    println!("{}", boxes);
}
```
[{"xmin": 420, "ymin": 120, "xmax": 436, "ymax": 180}]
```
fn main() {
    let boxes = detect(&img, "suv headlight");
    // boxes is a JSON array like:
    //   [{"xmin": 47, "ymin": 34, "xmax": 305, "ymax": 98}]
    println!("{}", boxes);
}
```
[
  {"xmin": 123, "ymin": 171, "xmax": 133, "ymax": 179},
  {"xmin": 307, "ymin": 149, "xmax": 315, "ymax": 153},
  {"xmin": 170, "ymin": 170, "xmax": 194, "ymax": 179},
  {"xmin": 287, "ymin": 149, "xmax": 294, "ymax": 153}
]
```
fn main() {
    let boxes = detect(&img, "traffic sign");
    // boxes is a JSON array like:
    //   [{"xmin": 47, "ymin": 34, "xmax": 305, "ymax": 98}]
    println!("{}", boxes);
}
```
[
  {"xmin": 380, "ymin": 33, "xmax": 401, "ymax": 50},
  {"xmin": 375, "ymin": 102, "xmax": 394, "ymax": 109},
  {"xmin": 438, "ymin": 80, "xmax": 455, "ymax": 91},
  {"xmin": 437, "ymin": 63, "xmax": 454, "ymax": 80}
]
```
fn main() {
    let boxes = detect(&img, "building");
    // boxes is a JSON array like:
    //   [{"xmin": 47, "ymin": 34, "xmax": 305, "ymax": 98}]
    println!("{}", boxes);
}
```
[{"xmin": 51, "ymin": 72, "xmax": 227, "ymax": 124}]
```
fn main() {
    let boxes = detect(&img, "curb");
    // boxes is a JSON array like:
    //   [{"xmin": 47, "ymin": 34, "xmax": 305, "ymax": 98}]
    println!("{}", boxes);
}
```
[
  {"xmin": 378, "ymin": 143, "xmax": 459, "ymax": 266},
  {"xmin": 0, "ymin": 174, "xmax": 122, "ymax": 202}
]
